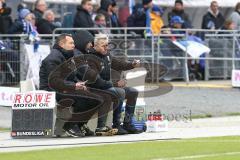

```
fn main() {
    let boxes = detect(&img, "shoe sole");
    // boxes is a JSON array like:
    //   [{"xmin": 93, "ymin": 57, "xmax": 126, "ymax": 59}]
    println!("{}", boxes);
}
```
[
  {"xmin": 55, "ymin": 132, "xmax": 68, "ymax": 138},
  {"xmin": 124, "ymin": 128, "xmax": 143, "ymax": 134},
  {"xmin": 95, "ymin": 128, "xmax": 118, "ymax": 136},
  {"xmin": 116, "ymin": 130, "xmax": 128, "ymax": 135},
  {"xmin": 65, "ymin": 131, "xmax": 85, "ymax": 138},
  {"xmin": 127, "ymin": 131, "xmax": 143, "ymax": 134}
]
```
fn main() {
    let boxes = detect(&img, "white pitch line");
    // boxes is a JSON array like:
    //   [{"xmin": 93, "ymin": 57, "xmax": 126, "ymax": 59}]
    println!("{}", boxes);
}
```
[{"xmin": 153, "ymin": 151, "xmax": 240, "ymax": 160}]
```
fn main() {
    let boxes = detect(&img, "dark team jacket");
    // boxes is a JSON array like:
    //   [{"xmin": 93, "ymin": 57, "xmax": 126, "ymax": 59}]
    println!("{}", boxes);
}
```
[{"xmin": 87, "ymin": 48, "xmax": 134, "ymax": 89}]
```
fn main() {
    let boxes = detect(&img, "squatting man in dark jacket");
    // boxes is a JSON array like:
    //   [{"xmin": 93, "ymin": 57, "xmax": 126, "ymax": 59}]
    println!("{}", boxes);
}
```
[
  {"xmin": 39, "ymin": 33, "xmax": 118, "ymax": 137},
  {"xmin": 87, "ymin": 34, "xmax": 143, "ymax": 135}
]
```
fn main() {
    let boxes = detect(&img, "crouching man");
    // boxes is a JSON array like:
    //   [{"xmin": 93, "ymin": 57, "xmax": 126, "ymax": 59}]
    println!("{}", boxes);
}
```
[
  {"xmin": 39, "ymin": 33, "xmax": 118, "ymax": 137},
  {"xmin": 87, "ymin": 34, "xmax": 143, "ymax": 135}
]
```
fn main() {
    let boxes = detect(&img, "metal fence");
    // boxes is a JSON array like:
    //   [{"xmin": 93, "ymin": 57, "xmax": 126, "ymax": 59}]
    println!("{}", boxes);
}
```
[
  {"xmin": 0, "ymin": 28, "xmax": 240, "ymax": 86},
  {"xmin": 156, "ymin": 29, "xmax": 240, "ymax": 82},
  {"xmin": 0, "ymin": 36, "xmax": 22, "ymax": 86},
  {"xmin": 0, "ymin": 35, "xmax": 53, "ymax": 86}
]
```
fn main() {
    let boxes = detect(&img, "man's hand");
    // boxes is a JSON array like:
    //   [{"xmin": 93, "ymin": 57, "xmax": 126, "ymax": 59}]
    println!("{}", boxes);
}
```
[
  {"xmin": 132, "ymin": 59, "xmax": 141, "ymax": 68},
  {"xmin": 75, "ymin": 81, "xmax": 87, "ymax": 91},
  {"xmin": 117, "ymin": 79, "xmax": 127, "ymax": 88}
]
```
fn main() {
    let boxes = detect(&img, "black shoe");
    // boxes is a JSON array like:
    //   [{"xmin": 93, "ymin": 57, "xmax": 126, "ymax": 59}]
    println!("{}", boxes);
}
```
[
  {"xmin": 114, "ymin": 125, "xmax": 128, "ymax": 135},
  {"xmin": 123, "ymin": 123, "xmax": 143, "ymax": 134},
  {"xmin": 95, "ymin": 126, "xmax": 118, "ymax": 136},
  {"xmin": 80, "ymin": 124, "xmax": 95, "ymax": 136},
  {"xmin": 64, "ymin": 124, "xmax": 85, "ymax": 137}
]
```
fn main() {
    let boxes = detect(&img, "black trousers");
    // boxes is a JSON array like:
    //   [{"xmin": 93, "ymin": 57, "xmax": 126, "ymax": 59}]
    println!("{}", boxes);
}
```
[
  {"xmin": 56, "ymin": 88, "xmax": 119, "ymax": 129},
  {"xmin": 107, "ymin": 87, "xmax": 139, "ymax": 127}
]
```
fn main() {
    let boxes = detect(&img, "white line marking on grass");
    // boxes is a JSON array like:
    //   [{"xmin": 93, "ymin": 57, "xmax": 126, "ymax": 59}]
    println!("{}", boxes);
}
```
[
  {"xmin": 161, "ymin": 140, "xmax": 240, "ymax": 143},
  {"xmin": 153, "ymin": 151, "xmax": 240, "ymax": 160}
]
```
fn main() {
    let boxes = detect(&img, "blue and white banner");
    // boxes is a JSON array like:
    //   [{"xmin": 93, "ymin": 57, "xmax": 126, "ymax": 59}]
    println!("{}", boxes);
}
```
[
  {"xmin": 24, "ymin": 44, "xmax": 50, "ymax": 88},
  {"xmin": 172, "ymin": 39, "xmax": 210, "ymax": 58}
]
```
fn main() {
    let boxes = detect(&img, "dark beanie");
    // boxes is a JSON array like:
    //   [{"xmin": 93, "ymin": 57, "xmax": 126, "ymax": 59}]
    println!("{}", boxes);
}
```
[
  {"xmin": 72, "ymin": 30, "xmax": 94, "ymax": 53},
  {"xmin": 142, "ymin": 0, "xmax": 152, "ymax": 5},
  {"xmin": 175, "ymin": 0, "xmax": 183, "ymax": 5}
]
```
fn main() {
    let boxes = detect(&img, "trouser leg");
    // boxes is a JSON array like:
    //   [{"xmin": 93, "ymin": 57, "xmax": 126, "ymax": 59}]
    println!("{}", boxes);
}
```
[
  {"xmin": 106, "ymin": 87, "xmax": 125, "ymax": 127},
  {"xmin": 123, "ymin": 87, "xmax": 139, "ymax": 124},
  {"xmin": 88, "ymin": 88, "xmax": 117, "ymax": 128},
  {"xmin": 56, "ymin": 91, "xmax": 101, "ymax": 129}
]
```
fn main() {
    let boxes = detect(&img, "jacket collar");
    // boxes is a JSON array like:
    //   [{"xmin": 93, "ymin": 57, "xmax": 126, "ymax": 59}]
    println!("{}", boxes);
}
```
[
  {"xmin": 208, "ymin": 8, "xmax": 219, "ymax": 17},
  {"xmin": 53, "ymin": 44, "xmax": 74, "ymax": 60}
]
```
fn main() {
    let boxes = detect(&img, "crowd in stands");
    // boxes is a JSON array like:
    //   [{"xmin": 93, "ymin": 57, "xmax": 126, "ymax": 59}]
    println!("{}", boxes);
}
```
[
  {"xmin": 1, "ymin": 0, "xmax": 238, "ymax": 136},
  {"xmin": 0, "ymin": 0, "xmax": 240, "ymax": 81},
  {"xmin": 0, "ymin": 0, "xmax": 239, "ymax": 36},
  {"xmin": 0, "ymin": 0, "xmax": 60, "ymax": 35}
]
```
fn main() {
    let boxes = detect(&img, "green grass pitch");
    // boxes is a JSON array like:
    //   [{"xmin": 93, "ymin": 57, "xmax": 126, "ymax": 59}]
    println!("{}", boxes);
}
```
[{"xmin": 1, "ymin": 136, "xmax": 240, "ymax": 160}]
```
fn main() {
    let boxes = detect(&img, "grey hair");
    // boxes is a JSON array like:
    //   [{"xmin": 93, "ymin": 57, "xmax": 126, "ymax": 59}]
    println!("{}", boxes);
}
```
[
  {"xmin": 42, "ymin": 9, "xmax": 54, "ymax": 19},
  {"xmin": 94, "ymin": 34, "xmax": 109, "ymax": 45}
]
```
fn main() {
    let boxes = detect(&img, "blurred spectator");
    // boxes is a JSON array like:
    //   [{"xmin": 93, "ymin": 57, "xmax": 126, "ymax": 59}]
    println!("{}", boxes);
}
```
[
  {"xmin": 0, "ymin": 0, "xmax": 11, "ymax": 13},
  {"xmin": 91, "ymin": 4, "xmax": 100, "ymax": 20},
  {"xmin": 73, "ymin": 0, "xmax": 94, "ymax": 29},
  {"xmin": 16, "ymin": 2, "xmax": 28, "ymax": 20},
  {"xmin": 0, "ymin": 0, "xmax": 11, "ymax": 15},
  {"xmin": 150, "ymin": 5, "xmax": 164, "ymax": 35},
  {"xmin": 17, "ymin": 2, "xmax": 28, "ymax": 13},
  {"xmin": 0, "ymin": 0, "xmax": 12, "ymax": 34},
  {"xmin": 201, "ymin": 1, "xmax": 225, "ymax": 30},
  {"xmin": 8, "ymin": 9, "xmax": 35, "ymax": 34},
  {"xmin": 37, "ymin": 9, "xmax": 61, "ymax": 34},
  {"xmin": 98, "ymin": 0, "xmax": 113, "ymax": 28},
  {"xmin": 222, "ymin": 19, "xmax": 235, "ymax": 30},
  {"xmin": 25, "ymin": 12, "xmax": 40, "ymax": 42},
  {"xmin": 169, "ymin": 16, "xmax": 186, "ymax": 34},
  {"xmin": 118, "ymin": 1, "xmax": 130, "ymax": 26},
  {"xmin": 28, "ymin": 13, "xmax": 37, "ymax": 30},
  {"xmin": 110, "ymin": 0, "xmax": 122, "ymax": 34},
  {"xmin": 228, "ymin": 2, "xmax": 240, "ymax": 30},
  {"xmin": 218, "ymin": 19, "xmax": 235, "ymax": 35},
  {"xmin": 33, "ymin": 0, "xmax": 47, "ymax": 26},
  {"xmin": 168, "ymin": 0, "xmax": 192, "ymax": 28},
  {"xmin": 94, "ymin": 13, "xmax": 110, "ymax": 34},
  {"xmin": 127, "ymin": 0, "xmax": 153, "ymax": 37}
]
